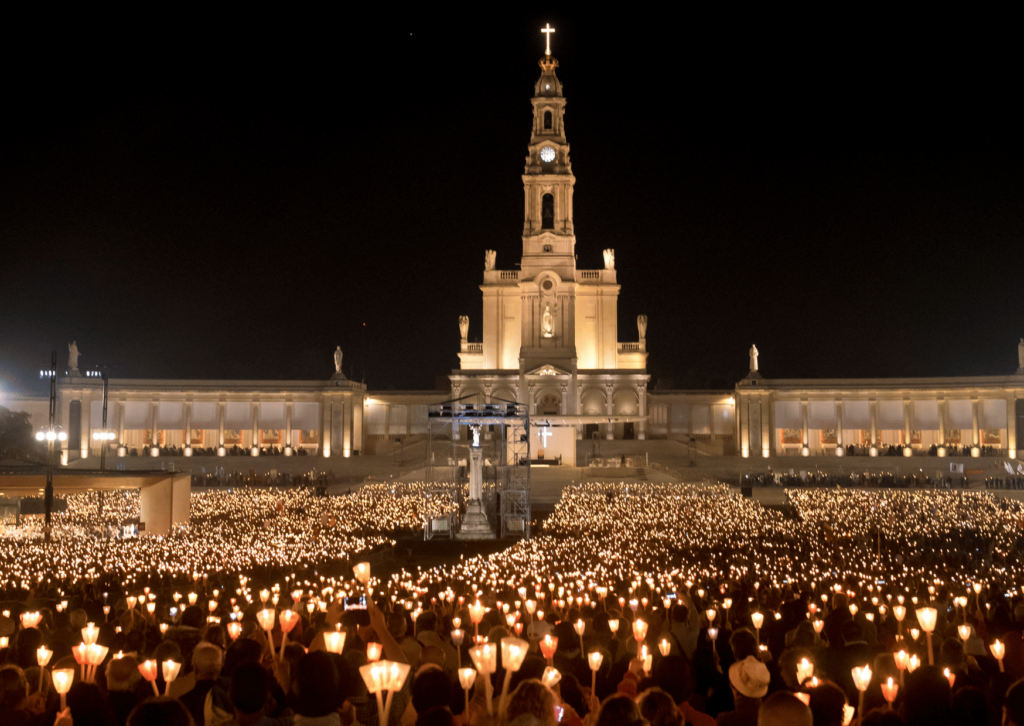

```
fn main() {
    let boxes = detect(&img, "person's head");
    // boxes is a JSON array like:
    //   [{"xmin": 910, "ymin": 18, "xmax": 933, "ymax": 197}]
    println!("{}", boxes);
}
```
[
  {"xmin": 154, "ymin": 640, "xmax": 183, "ymax": 669},
  {"xmin": 729, "ymin": 656, "xmax": 770, "ymax": 700},
  {"xmin": 70, "ymin": 608, "xmax": 89, "ymax": 631},
  {"xmin": 504, "ymin": 679, "xmax": 557, "ymax": 726},
  {"xmin": 415, "ymin": 706, "xmax": 455, "ymax": 726},
  {"xmin": 807, "ymin": 679, "xmax": 847, "ymax": 726},
  {"xmin": 730, "ymin": 628, "xmax": 759, "ymax": 661},
  {"xmin": 388, "ymin": 612, "xmax": 408, "ymax": 640},
  {"xmin": 230, "ymin": 663, "xmax": 270, "ymax": 717},
  {"xmin": 1004, "ymin": 677, "xmax": 1024, "ymax": 726},
  {"xmin": 840, "ymin": 620, "xmax": 863, "ymax": 645},
  {"xmin": 0, "ymin": 665, "xmax": 28, "ymax": 711},
  {"xmin": 192, "ymin": 642, "xmax": 223, "ymax": 681},
  {"xmin": 832, "ymin": 593, "xmax": 849, "ymax": 611},
  {"xmin": 638, "ymin": 687, "xmax": 682, "ymax": 726},
  {"xmin": 416, "ymin": 610, "xmax": 440, "ymax": 635},
  {"xmin": 294, "ymin": 651, "xmax": 340, "ymax": 717},
  {"xmin": 950, "ymin": 686, "xmax": 988, "ymax": 726},
  {"xmin": 939, "ymin": 638, "xmax": 965, "ymax": 670},
  {"xmin": 421, "ymin": 644, "xmax": 445, "ymax": 670},
  {"xmin": 67, "ymin": 681, "xmax": 115, "ymax": 726},
  {"xmin": 671, "ymin": 603, "xmax": 689, "ymax": 623},
  {"xmin": 594, "ymin": 693, "xmax": 645, "ymax": 726},
  {"xmin": 758, "ymin": 691, "xmax": 812, "ymax": 726},
  {"xmin": 779, "ymin": 647, "xmax": 815, "ymax": 690},
  {"xmin": 653, "ymin": 655, "xmax": 694, "ymax": 704},
  {"xmin": 105, "ymin": 655, "xmax": 141, "ymax": 691},
  {"xmin": 127, "ymin": 697, "xmax": 195, "ymax": 726},
  {"xmin": 902, "ymin": 665, "xmax": 951, "ymax": 726},
  {"xmin": 223, "ymin": 637, "xmax": 263, "ymax": 677},
  {"xmin": 412, "ymin": 667, "xmax": 453, "ymax": 714}
]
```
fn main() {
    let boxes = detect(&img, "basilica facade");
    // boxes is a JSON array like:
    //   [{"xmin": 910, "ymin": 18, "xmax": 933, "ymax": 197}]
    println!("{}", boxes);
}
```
[
  {"xmin": 6, "ymin": 36, "xmax": 1024, "ymax": 465},
  {"xmin": 449, "ymin": 47, "xmax": 650, "ymax": 442}
]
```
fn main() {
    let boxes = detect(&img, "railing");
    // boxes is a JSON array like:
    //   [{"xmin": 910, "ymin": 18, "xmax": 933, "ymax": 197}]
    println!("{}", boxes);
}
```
[
  {"xmin": 500, "ymin": 271, "xmax": 520, "ymax": 281},
  {"xmin": 466, "ymin": 343, "xmax": 483, "ymax": 353},
  {"xmin": 580, "ymin": 270, "xmax": 600, "ymax": 280},
  {"xmin": 617, "ymin": 342, "xmax": 641, "ymax": 352}
]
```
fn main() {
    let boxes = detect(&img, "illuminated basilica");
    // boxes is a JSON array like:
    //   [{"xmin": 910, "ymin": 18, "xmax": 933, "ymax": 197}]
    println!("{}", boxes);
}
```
[{"xmin": 6, "ymin": 29, "xmax": 1024, "ymax": 466}]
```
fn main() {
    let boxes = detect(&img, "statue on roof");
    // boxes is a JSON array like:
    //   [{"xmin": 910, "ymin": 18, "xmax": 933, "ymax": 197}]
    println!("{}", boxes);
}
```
[
  {"xmin": 749, "ymin": 344, "xmax": 759, "ymax": 373},
  {"xmin": 333, "ymin": 346, "xmax": 343, "ymax": 373},
  {"xmin": 68, "ymin": 341, "xmax": 80, "ymax": 371},
  {"xmin": 1018, "ymin": 337, "xmax": 1024, "ymax": 370},
  {"xmin": 484, "ymin": 250, "xmax": 496, "ymax": 271}
]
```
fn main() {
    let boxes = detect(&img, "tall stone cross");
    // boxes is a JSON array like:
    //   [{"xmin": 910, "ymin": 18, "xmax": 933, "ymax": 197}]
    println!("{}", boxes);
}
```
[
  {"xmin": 537, "ymin": 427, "xmax": 553, "ymax": 448},
  {"xmin": 541, "ymin": 24, "xmax": 555, "ymax": 56}
]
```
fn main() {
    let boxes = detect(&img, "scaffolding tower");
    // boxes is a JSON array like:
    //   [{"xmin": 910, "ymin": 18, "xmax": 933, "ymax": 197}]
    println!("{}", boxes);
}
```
[{"xmin": 425, "ymin": 398, "xmax": 531, "ymax": 538}]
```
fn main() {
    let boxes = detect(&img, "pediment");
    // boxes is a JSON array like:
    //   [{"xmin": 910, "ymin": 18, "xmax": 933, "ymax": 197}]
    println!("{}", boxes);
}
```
[{"xmin": 527, "ymin": 364, "xmax": 570, "ymax": 377}]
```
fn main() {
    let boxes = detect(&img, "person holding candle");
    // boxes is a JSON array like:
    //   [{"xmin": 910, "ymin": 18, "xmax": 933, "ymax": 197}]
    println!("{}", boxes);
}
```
[
  {"xmin": 179, "ymin": 643, "xmax": 226, "ymax": 726},
  {"xmin": 717, "ymin": 656, "xmax": 769, "ymax": 726},
  {"xmin": 105, "ymin": 655, "xmax": 142, "ymax": 725},
  {"xmin": 0, "ymin": 664, "xmax": 49, "ymax": 725}
]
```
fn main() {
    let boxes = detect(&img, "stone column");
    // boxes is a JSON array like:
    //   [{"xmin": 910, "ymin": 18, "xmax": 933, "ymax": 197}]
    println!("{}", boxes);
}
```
[
  {"xmin": 903, "ymin": 400, "xmax": 912, "ymax": 448},
  {"xmin": 218, "ymin": 402, "xmax": 225, "ymax": 449},
  {"xmin": 80, "ymin": 394, "xmax": 91, "ymax": 459},
  {"xmin": 801, "ymin": 400, "xmax": 809, "ymax": 448},
  {"xmin": 836, "ymin": 401, "xmax": 844, "ymax": 448},
  {"xmin": 321, "ymin": 398, "xmax": 332, "ymax": 458},
  {"xmin": 353, "ymin": 394, "xmax": 363, "ymax": 455},
  {"xmin": 117, "ymin": 400, "xmax": 125, "ymax": 447},
  {"xmin": 343, "ymin": 394, "xmax": 353, "ymax": 457},
  {"xmin": 251, "ymin": 402, "xmax": 259, "ymax": 454},
  {"xmin": 637, "ymin": 384, "xmax": 647, "ymax": 440},
  {"xmin": 384, "ymin": 404, "xmax": 391, "ymax": 438},
  {"xmin": 938, "ymin": 399, "xmax": 946, "ymax": 445},
  {"xmin": 184, "ymin": 401, "xmax": 192, "ymax": 447},
  {"xmin": 870, "ymin": 400, "xmax": 878, "ymax": 445},
  {"xmin": 972, "ymin": 398, "xmax": 980, "ymax": 447},
  {"xmin": 1009, "ymin": 396, "xmax": 1018, "ymax": 458},
  {"xmin": 285, "ymin": 402, "xmax": 293, "ymax": 450},
  {"xmin": 605, "ymin": 384, "xmax": 615, "ymax": 440},
  {"xmin": 738, "ymin": 394, "xmax": 749, "ymax": 457},
  {"xmin": 149, "ymin": 401, "xmax": 158, "ymax": 453}
]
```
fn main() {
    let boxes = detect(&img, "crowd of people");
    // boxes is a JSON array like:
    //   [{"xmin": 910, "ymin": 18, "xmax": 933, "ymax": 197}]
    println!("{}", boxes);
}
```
[
  {"xmin": 5, "ymin": 481, "xmax": 1024, "ymax": 725},
  {"xmin": 742, "ymin": 472, "xmax": 971, "ymax": 490}
]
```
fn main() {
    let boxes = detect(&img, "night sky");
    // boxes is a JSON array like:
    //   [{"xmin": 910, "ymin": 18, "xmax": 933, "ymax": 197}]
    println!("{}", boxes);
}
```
[{"xmin": 2, "ymin": 11, "xmax": 1023, "ymax": 397}]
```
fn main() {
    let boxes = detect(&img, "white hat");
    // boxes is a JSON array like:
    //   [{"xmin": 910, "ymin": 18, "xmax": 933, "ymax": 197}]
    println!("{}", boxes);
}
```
[{"xmin": 729, "ymin": 655, "xmax": 770, "ymax": 698}]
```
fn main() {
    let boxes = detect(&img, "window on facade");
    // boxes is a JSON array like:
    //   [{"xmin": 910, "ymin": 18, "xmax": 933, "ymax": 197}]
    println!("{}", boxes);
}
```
[
  {"xmin": 544, "ymin": 111, "xmax": 552, "ymax": 130},
  {"xmin": 541, "ymin": 193, "xmax": 554, "ymax": 229},
  {"xmin": 543, "ymin": 244, "xmax": 553, "ymax": 252}
]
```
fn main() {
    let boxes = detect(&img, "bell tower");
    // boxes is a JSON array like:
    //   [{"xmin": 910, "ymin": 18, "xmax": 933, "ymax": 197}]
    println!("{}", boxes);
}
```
[{"xmin": 521, "ymin": 25, "xmax": 576, "ymax": 282}]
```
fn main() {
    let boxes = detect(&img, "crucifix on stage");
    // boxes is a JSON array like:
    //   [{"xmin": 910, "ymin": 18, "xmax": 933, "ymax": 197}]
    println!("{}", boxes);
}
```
[{"xmin": 537, "ymin": 427, "xmax": 553, "ymax": 449}]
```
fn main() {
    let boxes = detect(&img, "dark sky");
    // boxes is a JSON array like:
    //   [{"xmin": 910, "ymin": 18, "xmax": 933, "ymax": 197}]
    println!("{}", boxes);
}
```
[{"xmin": 2, "ymin": 10, "xmax": 1023, "ymax": 396}]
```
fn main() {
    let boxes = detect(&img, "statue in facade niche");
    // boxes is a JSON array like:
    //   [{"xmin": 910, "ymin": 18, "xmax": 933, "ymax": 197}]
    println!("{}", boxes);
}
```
[
  {"xmin": 459, "ymin": 316, "xmax": 469, "ymax": 342},
  {"xmin": 749, "ymin": 344, "xmax": 759, "ymax": 372},
  {"xmin": 68, "ymin": 341, "xmax": 80, "ymax": 371},
  {"xmin": 334, "ymin": 346, "xmax": 343, "ymax": 373},
  {"xmin": 484, "ymin": 250, "xmax": 496, "ymax": 271},
  {"xmin": 637, "ymin": 315, "xmax": 648, "ymax": 343},
  {"xmin": 602, "ymin": 248, "xmax": 615, "ymax": 270},
  {"xmin": 542, "ymin": 305, "xmax": 554, "ymax": 338}
]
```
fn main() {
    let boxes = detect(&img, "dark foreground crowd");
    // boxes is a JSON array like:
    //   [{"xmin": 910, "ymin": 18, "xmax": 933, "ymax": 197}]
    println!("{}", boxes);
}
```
[{"xmin": 7, "ymin": 580, "xmax": 1024, "ymax": 726}]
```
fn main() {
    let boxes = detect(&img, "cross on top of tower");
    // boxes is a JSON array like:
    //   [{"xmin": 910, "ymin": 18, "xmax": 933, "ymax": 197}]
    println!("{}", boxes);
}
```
[{"xmin": 541, "ymin": 24, "xmax": 555, "ymax": 56}]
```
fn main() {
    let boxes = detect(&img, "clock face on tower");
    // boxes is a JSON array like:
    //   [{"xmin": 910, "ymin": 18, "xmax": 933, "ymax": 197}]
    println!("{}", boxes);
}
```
[{"xmin": 540, "ymin": 147, "xmax": 556, "ymax": 163}]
